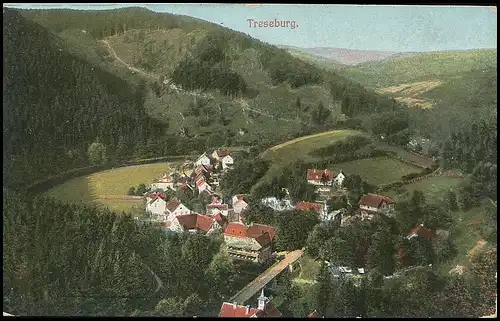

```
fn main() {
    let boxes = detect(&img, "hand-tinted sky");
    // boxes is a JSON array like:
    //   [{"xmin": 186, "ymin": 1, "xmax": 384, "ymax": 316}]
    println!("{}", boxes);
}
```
[{"xmin": 4, "ymin": 3, "xmax": 497, "ymax": 52}]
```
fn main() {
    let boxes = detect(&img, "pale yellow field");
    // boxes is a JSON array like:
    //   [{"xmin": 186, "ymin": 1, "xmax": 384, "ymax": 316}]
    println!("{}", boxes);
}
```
[{"xmin": 44, "ymin": 162, "xmax": 175, "ymax": 214}]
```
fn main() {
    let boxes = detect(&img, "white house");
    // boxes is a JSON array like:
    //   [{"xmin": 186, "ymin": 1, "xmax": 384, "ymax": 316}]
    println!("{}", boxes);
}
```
[
  {"xmin": 164, "ymin": 198, "xmax": 191, "ymax": 222},
  {"xmin": 221, "ymin": 155, "xmax": 234, "ymax": 170},
  {"xmin": 151, "ymin": 173, "xmax": 175, "ymax": 191},
  {"xmin": 333, "ymin": 171, "xmax": 346, "ymax": 187},
  {"xmin": 146, "ymin": 196, "xmax": 168, "ymax": 220},
  {"xmin": 261, "ymin": 197, "xmax": 294, "ymax": 212},
  {"xmin": 195, "ymin": 153, "xmax": 211, "ymax": 166},
  {"xmin": 233, "ymin": 195, "xmax": 249, "ymax": 216}
]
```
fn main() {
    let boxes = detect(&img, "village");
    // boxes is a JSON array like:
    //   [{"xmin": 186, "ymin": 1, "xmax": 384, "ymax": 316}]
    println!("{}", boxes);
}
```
[{"xmin": 137, "ymin": 149, "xmax": 442, "ymax": 318}]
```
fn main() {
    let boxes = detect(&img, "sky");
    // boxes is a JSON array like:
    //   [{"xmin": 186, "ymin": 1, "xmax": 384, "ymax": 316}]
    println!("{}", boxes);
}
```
[{"xmin": 4, "ymin": 3, "xmax": 497, "ymax": 52}]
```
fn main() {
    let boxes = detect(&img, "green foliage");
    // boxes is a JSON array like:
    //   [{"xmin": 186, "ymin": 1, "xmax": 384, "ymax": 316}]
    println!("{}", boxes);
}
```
[
  {"xmin": 127, "ymin": 187, "xmax": 136, "ymax": 196},
  {"xmin": 365, "ymin": 227, "xmax": 396, "ymax": 275},
  {"xmin": 275, "ymin": 210, "xmax": 320, "ymax": 252},
  {"xmin": 87, "ymin": 141, "xmax": 108, "ymax": 165},
  {"xmin": 219, "ymin": 156, "xmax": 270, "ymax": 196}
]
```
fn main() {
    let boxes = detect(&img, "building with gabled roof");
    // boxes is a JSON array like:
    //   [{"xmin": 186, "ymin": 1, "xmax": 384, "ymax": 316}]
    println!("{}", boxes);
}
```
[
  {"xmin": 164, "ymin": 198, "xmax": 191, "ymax": 222},
  {"xmin": 223, "ymin": 222, "xmax": 276, "ymax": 263},
  {"xmin": 218, "ymin": 288, "xmax": 282, "ymax": 318},
  {"xmin": 307, "ymin": 169, "xmax": 335, "ymax": 186},
  {"xmin": 168, "ymin": 213, "xmax": 221, "ymax": 234},
  {"xmin": 407, "ymin": 224, "xmax": 436, "ymax": 241},
  {"xmin": 359, "ymin": 193, "xmax": 395, "ymax": 219}
]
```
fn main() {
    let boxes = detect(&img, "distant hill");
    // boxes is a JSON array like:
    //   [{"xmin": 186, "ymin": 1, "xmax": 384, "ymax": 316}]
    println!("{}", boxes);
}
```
[
  {"xmin": 342, "ymin": 49, "xmax": 497, "ymax": 140},
  {"xmin": 278, "ymin": 45, "xmax": 416, "ymax": 66}
]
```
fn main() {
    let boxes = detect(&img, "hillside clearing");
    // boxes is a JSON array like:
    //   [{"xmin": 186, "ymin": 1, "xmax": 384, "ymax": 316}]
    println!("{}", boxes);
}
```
[
  {"xmin": 44, "ymin": 162, "xmax": 174, "ymax": 214},
  {"xmin": 385, "ymin": 175, "xmax": 464, "ymax": 204},
  {"xmin": 332, "ymin": 156, "xmax": 421, "ymax": 186}
]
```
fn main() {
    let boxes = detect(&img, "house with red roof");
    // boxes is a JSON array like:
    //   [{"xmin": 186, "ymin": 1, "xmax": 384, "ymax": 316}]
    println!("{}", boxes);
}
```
[
  {"xmin": 223, "ymin": 222, "xmax": 276, "ymax": 264},
  {"xmin": 295, "ymin": 201, "xmax": 323, "ymax": 214},
  {"xmin": 168, "ymin": 213, "xmax": 221, "ymax": 234},
  {"xmin": 151, "ymin": 172, "xmax": 175, "ymax": 191},
  {"xmin": 196, "ymin": 177, "xmax": 213, "ymax": 194},
  {"xmin": 307, "ymin": 169, "xmax": 335, "ymax": 186},
  {"xmin": 218, "ymin": 289, "xmax": 282, "ymax": 318},
  {"xmin": 358, "ymin": 193, "xmax": 395, "ymax": 219}
]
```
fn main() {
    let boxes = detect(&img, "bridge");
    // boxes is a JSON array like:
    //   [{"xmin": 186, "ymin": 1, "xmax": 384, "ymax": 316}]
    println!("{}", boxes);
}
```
[{"xmin": 229, "ymin": 249, "xmax": 304, "ymax": 305}]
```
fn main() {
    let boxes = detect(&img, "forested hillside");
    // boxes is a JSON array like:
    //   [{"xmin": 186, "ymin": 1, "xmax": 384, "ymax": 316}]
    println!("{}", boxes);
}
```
[
  {"xmin": 3, "ymin": 9, "xmax": 164, "ymax": 188},
  {"xmin": 3, "ymin": 189, "xmax": 236, "ymax": 316},
  {"xmin": 15, "ymin": 7, "xmax": 407, "ymax": 155}
]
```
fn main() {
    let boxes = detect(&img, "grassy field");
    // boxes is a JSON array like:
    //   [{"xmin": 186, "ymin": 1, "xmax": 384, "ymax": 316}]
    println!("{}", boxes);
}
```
[
  {"xmin": 256, "ymin": 129, "xmax": 363, "ymax": 187},
  {"xmin": 44, "ymin": 162, "xmax": 174, "ymax": 215},
  {"xmin": 385, "ymin": 175, "xmax": 464, "ymax": 204},
  {"xmin": 296, "ymin": 254, "xmax": 321, "ymax": 281},
  {"xmin": 332, "ymin": 156, "xmax": 422, "ymax": 186},
  {"xmin": 438, "ymin": 204, "xmax": 491, "ymax": 276},
  {"xmin": 262, "ymin": 129, "xmax": 363, "ymax": 163},
  {"xmin": 343, "ymin": 49, "xmax": 497, "ymax": 112}
]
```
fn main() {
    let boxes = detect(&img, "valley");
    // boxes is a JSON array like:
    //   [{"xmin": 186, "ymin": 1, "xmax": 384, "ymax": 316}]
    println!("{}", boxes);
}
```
[{"xmin": 3, "ymin": 4, "xmax": 496, "ymax": 319}]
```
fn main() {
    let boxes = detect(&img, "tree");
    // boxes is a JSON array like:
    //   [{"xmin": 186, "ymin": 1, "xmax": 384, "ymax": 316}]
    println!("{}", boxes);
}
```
[
  {"xmin": 306, "ymin": 223, "xmax": 335, "ymax": 258},
  {"xmin": 155, "ymin": 297, "xmax": 185, "ymax": 317},
  {"xmin": 457, "ymin": 182, "xmax": 475, "ymax": 211},
  {"xmin": 443, "ymin": 190, "xmax": 458, "ymax": 211},
  {"xmin": 204, "ymin": 251, "xmax": 237, "ymax": 300},
  {"xmin": 276, "ymin": 210, "xmax": 319, "ymax": 251},
  {"xmin": 320, "ymin": 236, "xmax": 355, "ymax": 266},
  {"xmin": 365, "ymin": 228, "xmax": 396, "ymax": 275},
  {"xmin": 136, "ymin": 183, "xmax": 147, "ymax": 196},
  {"xmin": 87, "ymin": 141, "xmax": 108, "ymax": 165},
  {"xmin": 127, "ymin": 187, "xmax": 136, "ymax": 196},
  {"xmin": 315, "ymin": 261, "xmax": 332, "ymax": 315}
]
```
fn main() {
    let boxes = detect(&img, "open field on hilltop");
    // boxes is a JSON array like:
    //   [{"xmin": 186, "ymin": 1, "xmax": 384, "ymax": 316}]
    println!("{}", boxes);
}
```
[
  {"xmin": 374, "ymin": 142, "xmax": 436, "ymax": 168},
  {"xmin": 343, "ymin": 49, "xmax": 497, "ymax": 89},
  {"xmin": 384, "ymin": 175, "xmax": 465, "ymax": 204},
  {"xmin": 331, "ymin": 156, "xmax": 422, "ymax": 186},
  {"xmin": 264, "ymin": 129, "xmax": 363, "ymax": 157},
  {"xmin": 343, "ymin": 49, "xmax": 497, "ymax": 111},
  {"xmin": 44, "ymin": 162, "xmax": 174, "ymax": 214},
  {"xmin": 257, "ymin": 130, "xmax": 364, "ymax": 187}
]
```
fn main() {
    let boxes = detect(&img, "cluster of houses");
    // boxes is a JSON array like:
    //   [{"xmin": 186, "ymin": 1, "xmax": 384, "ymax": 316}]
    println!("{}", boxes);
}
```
[{"xmin": 143, "ymin": 161, "xmax": 438, "ymax": 317}]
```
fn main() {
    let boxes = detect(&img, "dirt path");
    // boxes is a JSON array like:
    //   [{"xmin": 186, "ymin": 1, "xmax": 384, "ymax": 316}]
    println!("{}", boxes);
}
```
[{"xmin": 100, "ymin": 39, "xmax": 157, "ymax": 80}]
